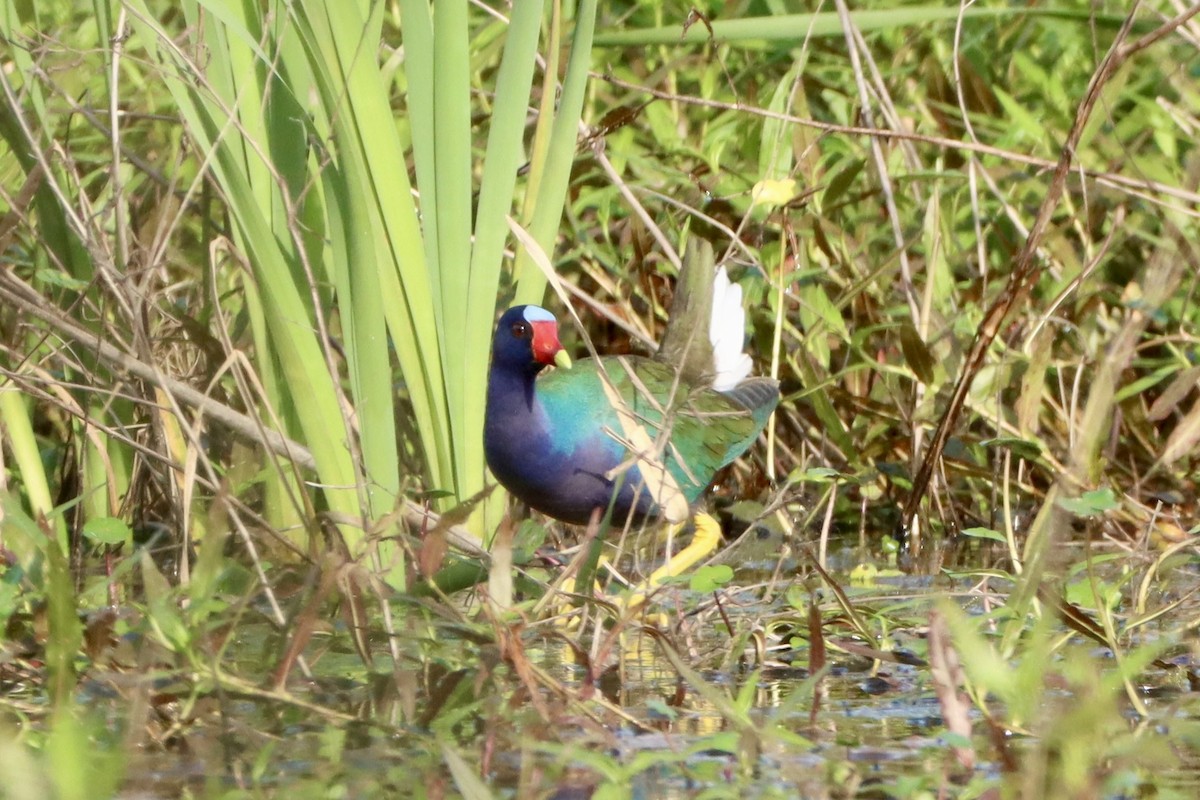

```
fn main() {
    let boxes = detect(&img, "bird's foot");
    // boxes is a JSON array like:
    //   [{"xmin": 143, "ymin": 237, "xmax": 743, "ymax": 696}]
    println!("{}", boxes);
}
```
[
  {"xmin": 620, "ymin": 512, "xmax": 723, "ymax": 614},
  {"xmin": 545, "ymin": 513, "xmax": 723, "ymax": 624}
]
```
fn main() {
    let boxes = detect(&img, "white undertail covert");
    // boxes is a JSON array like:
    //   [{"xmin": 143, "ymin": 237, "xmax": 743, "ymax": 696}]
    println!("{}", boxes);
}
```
[{"xmin": 708, "ymin": 266, "xmax": 753, "ymax": 392}]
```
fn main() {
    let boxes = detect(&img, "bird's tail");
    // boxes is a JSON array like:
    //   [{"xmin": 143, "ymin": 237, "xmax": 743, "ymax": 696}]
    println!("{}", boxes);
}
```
[{"xmin": 723, "ymin": 376, "xmax": 780, "ymax": 426}]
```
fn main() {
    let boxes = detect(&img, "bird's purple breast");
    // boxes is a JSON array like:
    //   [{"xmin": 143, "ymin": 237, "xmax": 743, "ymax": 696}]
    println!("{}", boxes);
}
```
[{"xmin": 484, "ymin": 381, "xmax": 653, "ymax": 525}]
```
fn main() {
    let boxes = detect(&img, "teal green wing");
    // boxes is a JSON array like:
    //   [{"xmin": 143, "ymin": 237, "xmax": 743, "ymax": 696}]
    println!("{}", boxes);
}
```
[
  {"xmin": 605, "ymin": 357, "xmax": 777, "ymax": 501},
  {"xmin": 535, "ymin": 356, "xmax": 777, "ymax": 504}
]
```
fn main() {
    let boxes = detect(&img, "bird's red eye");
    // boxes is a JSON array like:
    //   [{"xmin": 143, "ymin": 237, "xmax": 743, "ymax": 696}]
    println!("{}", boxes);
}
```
[{"xmin": 511, "ymin": 321, "xmax": 530, "ymax": 339}]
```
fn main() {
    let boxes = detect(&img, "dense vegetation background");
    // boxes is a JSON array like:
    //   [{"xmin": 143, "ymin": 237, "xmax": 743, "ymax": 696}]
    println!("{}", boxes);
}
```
[{"xmin": 1, "ymin": 1, "xmax": 1199, "ymax": 797}]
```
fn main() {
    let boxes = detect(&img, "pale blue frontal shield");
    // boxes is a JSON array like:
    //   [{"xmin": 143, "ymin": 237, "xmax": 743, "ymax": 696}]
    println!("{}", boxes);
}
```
[{"xmin": 521, "ymin": 306, "xmax": 556, "ymax": 323}]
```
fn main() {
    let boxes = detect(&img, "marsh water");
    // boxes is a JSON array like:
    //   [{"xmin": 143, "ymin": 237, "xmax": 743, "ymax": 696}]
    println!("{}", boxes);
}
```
[{"xmin": 74, "ymin": 536, "xmax": 1200, "ymax": 799}]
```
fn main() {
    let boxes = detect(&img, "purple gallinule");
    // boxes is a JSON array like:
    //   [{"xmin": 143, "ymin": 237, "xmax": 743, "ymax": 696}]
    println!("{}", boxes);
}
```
[{"xmin": 485, "ymin": 244, "xmax": 778, "ymax": 601}]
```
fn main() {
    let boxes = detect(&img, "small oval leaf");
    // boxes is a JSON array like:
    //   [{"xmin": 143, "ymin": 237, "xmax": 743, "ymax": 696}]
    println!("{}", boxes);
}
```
[
  {"xmin": 1057, "ymin": 488, "xmax": 1120, "ymax": 517},
  {"xmin": 689, "ymin": 564, "xmax": 734, "ymax": 593},
  {"xmin": 899, "ymin": 323, "xmax": 936, "ymax": 386},
  {"xmin": 82, "ymin": 517, "xmax": 132, "ymax": 546},
  {"xmin": 961, "ymin": 526, "xmax": 1006, "ymax": 543}
]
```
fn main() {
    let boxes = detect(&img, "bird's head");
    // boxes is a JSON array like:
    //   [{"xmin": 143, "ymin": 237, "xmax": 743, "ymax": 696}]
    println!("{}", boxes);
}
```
[{"xmin": 492, "ymin": 305, "xmax": 572, "ymax": 373}]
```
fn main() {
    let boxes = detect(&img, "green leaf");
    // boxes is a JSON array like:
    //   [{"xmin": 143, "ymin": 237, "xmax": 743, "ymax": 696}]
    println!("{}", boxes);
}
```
[
  {"xmin": 799, "ymin": 282, "xmax": 849, "ymax": 342},
  {"xmin": 512, "ymin": 0, "xmax": 597, "ymax": 305},
  {"xmin": 690, "ymin": 564, "xmax": 734, "ymax": 593},
  {"xmin": 961, "ymin": 527, "xmax": 1006, "ymax": 543},
  {"xmin": 992, "ymin": 85, "xmax": 1048, "ymax": 147},
  {"xmin": 1064, "ymin": 575, "xmax": 1121, "ymax": 613},
  {"xmin": 691, "ymin": 730, "xmax": 739, "ymax": 755},
  {"xmin": 981, "ymin": 437, "xmax": 1044, "ymax": 461},
  {"xmin": 785, "ymin": 584, "xmax": 806, "ymax": 611},
  {"xmin": 751, "ymin": 178, "xmax": 798, "ymax": 208},
  {"xmin": 758, "ymin": 60, "xmax": 801, "ymax": 182},
  {"xmin": 33, "ymin": 268, "xmax": 89, "ymax": 291},
  {"xmin": 822, "ymin": 158, "xmax": 863, "ymax": 208},
  {"xmin": 898, "ymin": 323, "xmax": 935, "ymax": 385},
  {"xmin": 645, "ymin": 699, "xmax": 678, "ymax": 720},
  {"xmin": 45, "ymin": 537, "xmax": 80, "ymax": 708},
  {"xmin": 596, "ymin": 8, "xmax": 1015, "ymax": 46},
  {"xmin": 140, "ymin": 550, "xmax": 189, "ymax": 653},
  {"xmin": 441, "ymin": 742, "xmax": 494, "ymax": 800},
  {"xmin": 787, "ymin": 466, "xmax": 841, "ymax": 484},
  {"xmin": 1057, "ymin": 488, "xmax": 1120, "ymax": 517},
  {"xmin": 81, "ymin": 517, "xmax": 132, "ymax": 547},
  {"xmin": 45, "ymin": 711, "xmax": 123, "ymax": 800}
]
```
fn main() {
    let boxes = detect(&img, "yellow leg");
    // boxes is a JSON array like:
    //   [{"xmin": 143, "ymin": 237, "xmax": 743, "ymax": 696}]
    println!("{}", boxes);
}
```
[
  {"xmin": 550, "ymin": 555, "xmax": 610, "ymax": 626},
  {"xmin": 623, "ymin": 512, "xmax": 723, "ymax": 613}
]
